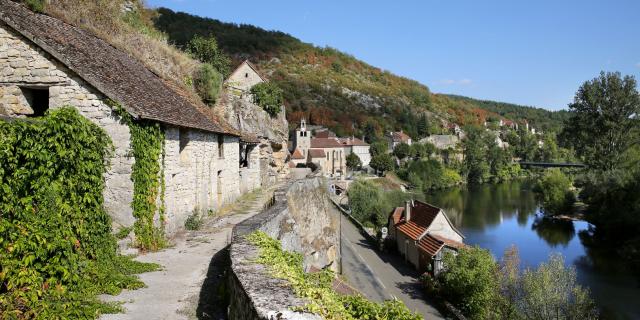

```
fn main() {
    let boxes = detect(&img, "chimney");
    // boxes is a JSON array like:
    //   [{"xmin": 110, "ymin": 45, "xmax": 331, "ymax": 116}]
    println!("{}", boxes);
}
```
[{"xmin": 405, "ymin": 200, "xmax": 412, "ymax": 222}]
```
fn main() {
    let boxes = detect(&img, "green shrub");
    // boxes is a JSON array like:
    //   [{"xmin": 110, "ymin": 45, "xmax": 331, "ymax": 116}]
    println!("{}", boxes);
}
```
[
  {"xmin": 439, "ymin": 246, "xmax": 502, "ymax": 319},
  {"xmin": 533, "ymin": 169, "xmax": 575, "ymax": 216},
  {"xmin": 193, "ymin": 63, "xmax": 223, "ymax": 104},
  {"xmin": 21, "ymin": 0, "xmax": 45, "ymax": 12},
  {"xmin": 187, "ymin": 35, "xmax": 231, "ymax": 76},
  {"xmin": 0, "ymin": 108, "xmax": 158, "ymax": 319},
  {"xmin": 246, "ymin": 231, "xmax": 421, "ymax": 320},
  {"xmin": 185, "ymin": 211, "xmax": 203, "ymax": 230},
  {"xmin": 346, "ymin": 152, "xmax": 362, "ymax": 170},
  {"xmin": 250, "ymin": 82, "xmax": 283, "ymax": 117},
  {"xmin": 115, "ymin": 226, "xmax": 133, "ymax": 240}
]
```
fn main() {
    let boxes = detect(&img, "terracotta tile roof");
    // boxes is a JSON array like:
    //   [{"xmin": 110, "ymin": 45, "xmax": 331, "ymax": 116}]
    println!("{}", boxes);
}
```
[
  {"xmin": 291, "ymin": 148, "xmax": 305, "ymax": 160},
  {"xmin": 394, "ymin": 201, "xmax": 441, "ymax": 240},
  {"xmin": 390, "ymin": 131, "xmax": 411, "ymax": 142},
  {"xmin": 310, "ymin": 138, "xmax": 344, "ymax": 148},
  {"xmin": 338, "ymin": 137, "xmax": 369, "ymax": 147},
  {"xmin": 308, "ymin": 149, "xmax": 326, "ymax": 158},
  {"xmin": 0, "ymin": 0, "xmax": 237, "ymax": 135},
  {"xmin": 432, "ymin": 234, "xmax": 466, "ymax": 249},
  {"xmin": 396, "ymin": 221, "xmax": 426, "ymax": 240},
  {"xmin": 391, "ymin": 207, "xmax": 404, "ymax": 225},
  {"xmin": 315, "ymin": 129, "xmax": 336, "ymax": 138},
  {"xmin": 417, "ymin": 234, "xmax": 445, "ymax": 257}
]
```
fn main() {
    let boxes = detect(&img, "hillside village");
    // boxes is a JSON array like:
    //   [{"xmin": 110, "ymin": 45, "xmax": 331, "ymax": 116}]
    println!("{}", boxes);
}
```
[{"xmin": 2, "ymin": 1, "xmax": 635, "ymax": 319}]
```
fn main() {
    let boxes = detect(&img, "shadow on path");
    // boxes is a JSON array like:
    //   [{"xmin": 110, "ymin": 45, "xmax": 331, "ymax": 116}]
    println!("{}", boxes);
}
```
[{"xmin": 196, "ymin": 245, "xmax": 230, "ymax": 320}]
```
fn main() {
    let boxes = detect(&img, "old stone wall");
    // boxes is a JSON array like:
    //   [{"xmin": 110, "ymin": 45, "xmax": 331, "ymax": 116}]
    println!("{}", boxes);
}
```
[
  {"xmin": 0, "ymin": 22, "xmax": 135, "ymax": 228},
  {"xmin": 228, "ymin": 177, "xmax": 340, "ymax": 319},
  {"xmin": 163, "ymin": 127, "xmax": 240, "ymax": 235},
  {"xmin": 239, "ymin": 144, "xmax": 261, "ymax": 194}
]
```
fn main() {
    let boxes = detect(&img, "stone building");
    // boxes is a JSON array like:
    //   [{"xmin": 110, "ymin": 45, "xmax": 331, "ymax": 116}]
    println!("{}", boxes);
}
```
[
  {"xmin": 217, "ymin": 60, "xmax": 290, "ymax": 187},
  {"xmin": 388, "ymin": 200, "xmax": 465, "ymax": 275},
  {"xmin": 387, "ymin": 130, "xmax": 412, "ymax": 151},
  {"xmin": 292, "ymin": 120, "xmax": 370, "ymax": 176},
  {"xmin": 0, "ymin": 1, "xmax": 245, "ymax": 235}
]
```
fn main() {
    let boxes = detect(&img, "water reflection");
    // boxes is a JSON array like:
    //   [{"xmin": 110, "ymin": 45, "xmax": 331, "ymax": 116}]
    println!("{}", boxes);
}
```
[
  {"xmin": 424, "ymin": 181, "xmax": 640, "ymax": 319},
  {"xmin": 531, "ymin": 216, "xmax": 576, "ymax": 248}
]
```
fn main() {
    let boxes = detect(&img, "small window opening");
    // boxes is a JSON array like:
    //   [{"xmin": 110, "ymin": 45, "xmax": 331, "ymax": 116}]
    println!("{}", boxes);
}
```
[
  {"xmin": 245, "ymin": 73, "xmax": 249, "ymax": 78},
  {"xmin": 179, "ymin": 128, "xmax": 189, "ymax": 153},
  {"xmin": 218, "ymin": 135, "xmax": 224, "ymax": 158},
  {"xmin": 21, "ymin": 87, "xmax": 49, "ymax": 117}
]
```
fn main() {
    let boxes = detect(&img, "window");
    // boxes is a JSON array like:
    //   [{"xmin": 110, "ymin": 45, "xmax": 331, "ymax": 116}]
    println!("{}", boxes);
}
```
[
  {"xmin": 245, "ymin": 73, "xmax": 249, "ymax": 78},
  {"xmin": 218, "ymin": 134, "xmax": 224, "ymax": 158},
  {"xmin": 20, "ymin": 86, "xmax": 49, "ymax": 117}
]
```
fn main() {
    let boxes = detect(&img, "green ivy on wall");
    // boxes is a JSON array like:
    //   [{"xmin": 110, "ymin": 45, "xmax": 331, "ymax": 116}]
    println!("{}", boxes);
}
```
[
  {"xmin": 0, "ymin": 107, "xmax": 158, "ymax": 319},
  {"xmin": 111, "ymin": 101, "xmax": 167, "ymax": 251}
]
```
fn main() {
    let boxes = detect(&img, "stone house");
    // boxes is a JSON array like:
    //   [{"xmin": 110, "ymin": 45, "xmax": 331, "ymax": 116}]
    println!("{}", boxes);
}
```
[
  {"xmin": 387, "ymin": 130, "xmax": 412, "ymax": 151},
  {"xmin": 388, "ymin": 200, "xmax": 465, "ymax": 275},
  {"xmin": 0, "ymin": 1, "xmax": 245, "ymax": 235},
  {"xmin": 292, "ymin": 120, "xmax": 369, "ymax": 175},
  {"xmin": 224, "ymin": 60, "xmax": 267, "ymax": 94}
]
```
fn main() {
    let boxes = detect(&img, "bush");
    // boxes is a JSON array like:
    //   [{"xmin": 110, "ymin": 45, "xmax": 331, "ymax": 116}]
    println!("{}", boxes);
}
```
[
  {"xmin": 0, "ymin": 108, "xmax": 158, "ymax": 318},
  {"xmin": 250, "ymin": 82, "xmax": 283, "ymax": 117},
  {"xmin": 193, "ymin": 63, "xmax": 223, "ymax": 104},
  {"xmin": 185, "ymin": 211, "xmax": 203, "ymax": 230},
  {"xmin": 22, "ymin": 0, "xmax": 45, "ymax": 12},
  {"xmin": 346, "ymin": 152, "xmax": 362, "ymax": 170},
  {"xmin": 393, "ymin": 142, "xmax": 411, "ymax": 160},
  {"xmin": 186, "ymin": 35, "xmax": 231, "ymax": 76},
  {"xmin": 439, "ymin": 246, "xmax": 501, "ymax": 319},
  {"xmin": 533, "ymin": 169, "xmax": 575, "ymax": 216}
]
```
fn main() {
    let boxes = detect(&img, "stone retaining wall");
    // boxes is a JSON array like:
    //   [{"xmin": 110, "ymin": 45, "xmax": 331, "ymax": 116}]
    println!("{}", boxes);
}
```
[{"xmin": 228, "ymin": 177, "xmax": 340, "ymax": 319}]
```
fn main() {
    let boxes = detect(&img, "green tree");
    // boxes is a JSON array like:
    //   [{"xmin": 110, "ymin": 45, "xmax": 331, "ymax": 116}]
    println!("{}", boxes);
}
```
[
  {"xmin": 346, "ymin": 152, "xmax": 362, "ymax": 170},
  {"xmin": 193, "ymin": 63, "xmax": 223, "ymax": 104},
  {"xmin": 519, "ymin": 254, "xmax": 598, "ymax": 320},
  {"xmin": 533, "ymin": 169, "xmax": 575, "ymax": 216},
  {"xmin": 393, "ymin": 142, "xmax": 411, "ymax": 160},
  {"xmin": 187, "ymin": 35, "xmax": 231, "ymax": 76},
  {"xmin": 370, "ymin": 153, "xmax": 394, "ymax": 175},
  {"xmin": 348, "ymin": 180, "xmax": 391, "ymax": 227},
  {"xmin": 561, "ymin": 72, "xmax": 640, "ymax": 171},
  {"xmin": 439, "ymin": 246, "xmax": 501, "ymax": 319},
  {"xmin": 250, "ymin": 82, "xmax": 283, "ymax": 117},
  {"xmin": 370, "ymin": 141, "xmax": 388, "ymax": 157},
  {"xmin": 463, "ymin": 126, "xmax": 490, "ymax": 184}
]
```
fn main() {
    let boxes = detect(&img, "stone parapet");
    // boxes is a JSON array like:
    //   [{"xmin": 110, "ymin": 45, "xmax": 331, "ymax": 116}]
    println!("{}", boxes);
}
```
[{"xmin": 228, "ymin": 177, "xmax": 340, "ymax": 319}]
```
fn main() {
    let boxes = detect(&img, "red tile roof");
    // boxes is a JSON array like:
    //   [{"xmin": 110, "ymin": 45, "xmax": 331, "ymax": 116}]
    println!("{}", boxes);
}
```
[
  {"xmin": 417, "ymin": 234, "xmax": 445, "ymax": 257},
  {"xmin": 432, "ymin": 234, "xmax": 466, "ymax": 249},
  {"xmin": 391, "ymin": 207, "xmax": 404, "ymax": 225},
  {"xmin": 390, "ymin": 131, "xmax": 411, "ymax": 142},
  {"xmin": 311, "ymin": 138, "xmax": 344, "ymax": 148},
  {"xmin": 394, "ymin": 201, "xmax": 442, "ymax": 240},
  {"xmin": 308, "ymin": 149, "xmax": 326, "ymax": 158},
  {"xmin": 291, "ymin": 148, "xmax": 305, "ymax": 160},
  {"xmin": 338, "ymin": 137, "xmax": 369, "ymax": 147},
  {"xmin": 396, "ymin": 221, "xmax": 427, "ymax": 240}
]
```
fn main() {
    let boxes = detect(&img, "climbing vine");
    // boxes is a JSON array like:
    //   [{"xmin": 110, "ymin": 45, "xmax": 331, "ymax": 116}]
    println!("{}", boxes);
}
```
[
  {"xmin": 0, "ymin": 107, "xmax": 158, "ymax": 319},
  {"xmin": 111, "ymin": 101, "xmax": 167, "ymax": 251},
  {"xmin": 246, "ymin": 231, "xmax": 422, "ymax": 320}
]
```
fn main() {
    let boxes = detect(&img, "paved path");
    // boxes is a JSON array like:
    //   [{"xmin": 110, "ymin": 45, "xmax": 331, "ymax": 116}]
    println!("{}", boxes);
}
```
[
  {"xmin": 100, "ymin": 186, "xmax": 277, "ymax": 320},
  {"xmin": 340, "ymin": 214, "xmax": 445, "ymax": 319}
]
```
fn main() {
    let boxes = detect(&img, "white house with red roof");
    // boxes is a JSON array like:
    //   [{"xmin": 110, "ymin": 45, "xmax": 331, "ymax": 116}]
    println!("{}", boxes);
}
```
[{"xmin": 388, "ymin": 200, "xmax": 465, "ymax": 275}]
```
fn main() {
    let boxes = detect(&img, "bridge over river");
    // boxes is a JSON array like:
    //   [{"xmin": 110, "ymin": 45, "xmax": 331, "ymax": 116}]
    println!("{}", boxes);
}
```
[{"xmin": 519, "ymin": 161, "xmax": 587, "ymax": 168}]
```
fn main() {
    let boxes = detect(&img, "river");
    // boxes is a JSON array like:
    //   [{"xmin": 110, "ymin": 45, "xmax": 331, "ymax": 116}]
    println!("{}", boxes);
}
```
[{"xmin": 423, "ymin": 180, "xmax": 640, "ymax": 320}]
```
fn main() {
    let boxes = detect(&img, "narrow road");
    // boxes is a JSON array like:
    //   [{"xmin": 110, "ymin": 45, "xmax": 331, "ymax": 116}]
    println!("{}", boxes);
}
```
[{"xmin": 340, "ymin": 213, "xmax": 445, "ymax": 319}]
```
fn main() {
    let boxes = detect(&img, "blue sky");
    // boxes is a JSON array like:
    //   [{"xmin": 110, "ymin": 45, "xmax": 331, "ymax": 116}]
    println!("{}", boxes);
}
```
[{"xmin": 147, "ymin": 0, "xmax": 640, "ymax": 110}]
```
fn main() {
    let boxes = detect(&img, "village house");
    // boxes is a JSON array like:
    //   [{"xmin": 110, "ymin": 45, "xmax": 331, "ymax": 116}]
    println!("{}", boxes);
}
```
[
  {"xmin": 388, "ymin": 200, "xmax": 465, "ymax": 275},
  {"xmin": 387, "ymin": 130, "xmax": 412, "ymax": 152},
  {"xmin": 292, "ymin": 120, "xmax": 370, "ymax": 176},
  {"xmin": 0, "ymin": 1, "xmax": 256, "ymax": 236}
]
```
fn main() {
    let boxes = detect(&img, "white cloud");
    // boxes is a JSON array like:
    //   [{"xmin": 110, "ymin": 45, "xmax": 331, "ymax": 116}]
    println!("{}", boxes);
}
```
[{"xmin": 439, "ymin": 79, "xmax": 473, "ymax": 86}]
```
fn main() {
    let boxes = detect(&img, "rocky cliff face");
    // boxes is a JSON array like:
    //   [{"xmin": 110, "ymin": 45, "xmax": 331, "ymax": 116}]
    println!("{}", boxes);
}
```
[{"xmin": 216, "ymin": 91, "xmax": 290, "ymax": 180}]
